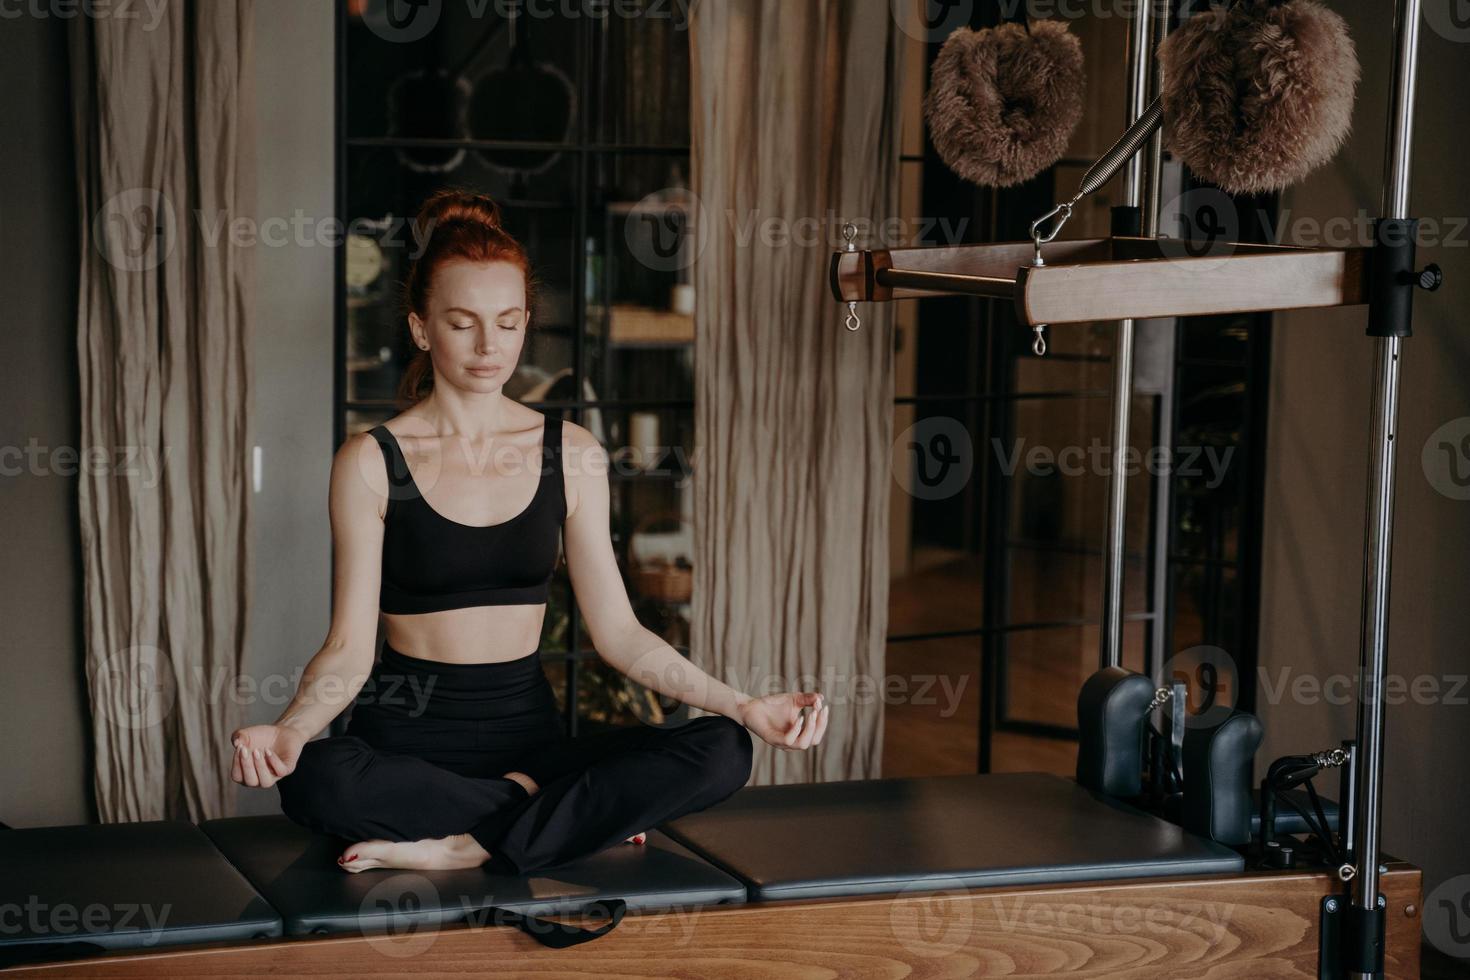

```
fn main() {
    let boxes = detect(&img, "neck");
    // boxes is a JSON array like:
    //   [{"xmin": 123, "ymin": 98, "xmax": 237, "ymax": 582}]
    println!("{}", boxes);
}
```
[{"xmin": 417, "ymin": 387, "xmax": 514, "ymax": 442}]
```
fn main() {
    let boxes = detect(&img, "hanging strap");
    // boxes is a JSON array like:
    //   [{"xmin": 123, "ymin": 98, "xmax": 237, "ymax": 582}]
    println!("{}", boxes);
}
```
[
  {"xmin": 458, "ymin": 898, "xmax": 627, "ymax": 949},
  {"xmin": 1166, "ymin": 680, "xmax": 1186, "ymax": 791}
]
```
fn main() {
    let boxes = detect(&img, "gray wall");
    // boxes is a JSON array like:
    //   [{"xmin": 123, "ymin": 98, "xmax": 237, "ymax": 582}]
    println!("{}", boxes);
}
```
[
  {"xmin": 0, "ymin": 14, "xmax": 90, "ymax": 828},
  {"xmin": 237, "ymin": 0, "xmax": 337, "ymax": 817},
  {"xmin": 1259, "ymin": 5, "xmax": 1470, "ymax": 897}
]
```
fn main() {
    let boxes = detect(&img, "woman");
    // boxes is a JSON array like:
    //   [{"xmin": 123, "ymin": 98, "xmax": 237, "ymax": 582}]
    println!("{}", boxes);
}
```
[{"xmin": 228, "ymin": 188, "xmax": 829, "ymax": 875}]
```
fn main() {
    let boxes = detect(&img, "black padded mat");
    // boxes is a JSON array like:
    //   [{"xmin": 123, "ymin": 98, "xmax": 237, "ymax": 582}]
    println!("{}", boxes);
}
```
[
  {"xmin": 662, "ymin": 771, "xmax": 1244, "ymax": 901},
  {"xmin": 0, "ymin": 820, "xmax": 281, "ymax": 961},
  {"xmin": 201, "ymin": 814, "xmax": 746, "ymax": 936}
]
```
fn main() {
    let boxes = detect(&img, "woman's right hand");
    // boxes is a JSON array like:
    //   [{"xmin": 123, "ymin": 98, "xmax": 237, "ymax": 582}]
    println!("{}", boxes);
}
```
[{"xmin": 229, "ymin": 724, "xmax": 306, "ymax": 789}]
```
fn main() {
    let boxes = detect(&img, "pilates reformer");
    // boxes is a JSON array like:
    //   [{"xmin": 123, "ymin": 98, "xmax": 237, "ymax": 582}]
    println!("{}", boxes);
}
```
[{"xmin": 0, "ymin": 2, "xmax": 1442, "ymax": 978}]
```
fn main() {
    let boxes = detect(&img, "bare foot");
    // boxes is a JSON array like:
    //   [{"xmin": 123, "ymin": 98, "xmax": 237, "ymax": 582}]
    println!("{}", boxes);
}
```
[
  {"xmin": 338, "ymin": 833, "xmax": 489, "ymax": 873},
  {"xmin": 503, "ymin": 771, "xmax": 539, "ymax": 796}
]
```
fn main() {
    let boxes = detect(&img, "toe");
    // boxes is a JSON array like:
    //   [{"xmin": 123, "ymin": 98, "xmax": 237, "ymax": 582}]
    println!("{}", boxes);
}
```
[{"xmin": 338, "ymin": 841, "xmax": 385, "ymax": 872}]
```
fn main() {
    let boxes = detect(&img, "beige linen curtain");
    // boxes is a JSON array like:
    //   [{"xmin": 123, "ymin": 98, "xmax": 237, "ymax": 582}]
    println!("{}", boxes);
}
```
[
  {"xmin": 689, "ymin": 0, "xmax": 905, "ymax": 784},
  {"xmin": 70, "ymin": 2, "xmax": 256, "ymax": 822}
]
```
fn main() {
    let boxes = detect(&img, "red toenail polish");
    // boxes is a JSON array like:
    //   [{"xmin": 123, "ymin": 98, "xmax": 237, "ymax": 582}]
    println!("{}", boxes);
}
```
[{"xmin": 347, "ymin": 854, "xmax": 357, "ymax": 861}]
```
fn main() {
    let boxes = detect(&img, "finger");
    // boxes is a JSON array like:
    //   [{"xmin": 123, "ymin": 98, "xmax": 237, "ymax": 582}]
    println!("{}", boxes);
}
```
[
  {"xmin": 255, "ymin": 748, "xmax": 278, "ymax": 787},
  {"xmin": 230, "ymin": 745, "xmax": 243, "ymax": 783},
  {"xmin": 795, "ymin": 691, "xmax": 822, "ymax": 710},
  {"xmin": 241, "ymin": 747, "xmax": 262, "ymax": 787},
  {"xmin": 812, "ymin": 703, "xmax": 831, "ymax": 744},
  {"xmin": 264, "ymin": 748, "xmax": 289, "ymax": 779},
  {"xmin": 796, "ymin": 709, "xmax": 818, "ymax": 750},
  {"xmin": 784, "ymin": 712, "xmax": 805, "ymax": 747}
]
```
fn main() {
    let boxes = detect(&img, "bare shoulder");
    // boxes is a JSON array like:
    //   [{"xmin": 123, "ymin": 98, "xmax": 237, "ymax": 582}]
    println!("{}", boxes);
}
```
[
  {"xmin": 554, "ymin": 419, "xmax": 608, "ymax": 521},
  {"xmin": 557, "ymin": 418, "xmax": 606, "ymax": 474},
  {"xmin": 324, "ymin": 430, "xmax": 394, "ymax": 524}
]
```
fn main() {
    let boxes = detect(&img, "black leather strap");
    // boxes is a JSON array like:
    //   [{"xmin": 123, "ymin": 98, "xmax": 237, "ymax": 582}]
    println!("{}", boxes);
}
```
[
  {"xmin": 1167, "ymin": 680, "xmax": 1187, "ymax": 790},
  {"xmin": 459, "ymin": 898, "xmax": 626, "ymax": 949}
]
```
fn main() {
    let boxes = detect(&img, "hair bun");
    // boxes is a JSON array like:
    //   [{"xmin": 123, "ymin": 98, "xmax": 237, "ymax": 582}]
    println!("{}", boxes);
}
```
[{"xmin": 412, "ymin": 187, "xmax": 505, "ymax": 232}]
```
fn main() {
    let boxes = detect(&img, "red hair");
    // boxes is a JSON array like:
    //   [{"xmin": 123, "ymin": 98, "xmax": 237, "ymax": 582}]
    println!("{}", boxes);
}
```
[{"xmin": 396, "ymin": 188, "xmax": 536, "ymax": 407}]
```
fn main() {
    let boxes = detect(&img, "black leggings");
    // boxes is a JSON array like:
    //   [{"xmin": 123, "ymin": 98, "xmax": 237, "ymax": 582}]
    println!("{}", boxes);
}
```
[{"xmin": 276, "ymin": 643, "xmax": 754, "ymax": 877}]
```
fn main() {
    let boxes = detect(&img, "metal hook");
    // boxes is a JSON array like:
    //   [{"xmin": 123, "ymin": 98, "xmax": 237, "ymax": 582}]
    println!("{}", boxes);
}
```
[
  {"xmin": 1028, "ymin": 202, "xmax": 1074, "ymax": 266},
  {"xmin": 1032, "ymin": 324, "xmax": 1048, "ymax": 357},
  {"xmin": 842, "ymin": 222, "xmax": 861, "ymax": 331}
]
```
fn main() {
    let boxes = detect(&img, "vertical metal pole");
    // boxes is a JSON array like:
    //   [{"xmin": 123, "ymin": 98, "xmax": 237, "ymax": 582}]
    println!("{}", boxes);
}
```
[
  {"xmin": 1100, "ymin": 1, "xmax": 1161, "ymax": 669},
  {"xmin": 1350, "ymin": 1, "xmax": 1421, "ymax": 977}
]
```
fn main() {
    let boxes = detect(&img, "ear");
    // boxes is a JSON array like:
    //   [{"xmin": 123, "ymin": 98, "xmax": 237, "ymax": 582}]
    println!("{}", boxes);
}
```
[{"xmin": 408, "ymin": 311, "xmax": 427, "ymax": 349}]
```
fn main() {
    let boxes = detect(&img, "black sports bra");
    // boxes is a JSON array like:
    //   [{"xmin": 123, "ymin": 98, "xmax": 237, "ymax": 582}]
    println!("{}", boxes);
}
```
[{"xmin": 368, "ymin": 415, "xmax": 566, "ymax": 614}]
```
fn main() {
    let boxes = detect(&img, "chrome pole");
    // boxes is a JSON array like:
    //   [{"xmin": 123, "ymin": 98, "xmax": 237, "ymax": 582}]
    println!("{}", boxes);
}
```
[
  {"xmin": 1350, "ymin": 0, "xmax": 1421, "ymax": 974},
  {"xmin": 1100, "ymin": 0, "xmax": 1160, "ymax": 669}
]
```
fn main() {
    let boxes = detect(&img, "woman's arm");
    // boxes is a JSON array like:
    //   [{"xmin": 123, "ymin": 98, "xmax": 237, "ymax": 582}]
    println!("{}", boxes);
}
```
[
  {"xmin": 561, "ymin": 423, "xmax": 830, "ymax": 749},
  {"xmin": 232, "ymin": 432, "xmax": 387, "ymax": 786},
  {"xmin": 273, "ymin": 432, "xmax": 387, "ymax": 735}
]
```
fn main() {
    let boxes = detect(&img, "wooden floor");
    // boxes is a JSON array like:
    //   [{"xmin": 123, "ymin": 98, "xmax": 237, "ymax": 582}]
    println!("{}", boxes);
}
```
[{"xmin": 883, "ymin": 548, "xmax": 1150, "ymax": 777}]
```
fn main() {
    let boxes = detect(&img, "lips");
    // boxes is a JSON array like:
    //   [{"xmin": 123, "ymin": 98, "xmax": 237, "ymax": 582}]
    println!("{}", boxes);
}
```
[{"xmin": 468, "ymin": 366, "xmax": 500, "ymax": 375}]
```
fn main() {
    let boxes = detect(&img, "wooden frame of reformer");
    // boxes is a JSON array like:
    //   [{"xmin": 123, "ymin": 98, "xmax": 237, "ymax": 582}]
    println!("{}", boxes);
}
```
[{"xmin": 0, "ymin": 863, "xmax": 1422, "ymax": 979}]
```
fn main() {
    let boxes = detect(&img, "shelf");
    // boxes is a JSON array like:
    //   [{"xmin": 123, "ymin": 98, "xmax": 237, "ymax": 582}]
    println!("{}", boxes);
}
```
[
  {"xmin": 831, "ymin": 237, "xmax": 1370, "ymax": 326},
  {"xmin": 605, "ymin": 304, "xmax": 693, "ymax": 346}
]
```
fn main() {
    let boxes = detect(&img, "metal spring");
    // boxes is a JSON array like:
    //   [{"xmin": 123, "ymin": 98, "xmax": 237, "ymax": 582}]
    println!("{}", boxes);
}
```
[{"xmin": 1074, "ymin": 96, "xmax": 1165, "ymax": 201}]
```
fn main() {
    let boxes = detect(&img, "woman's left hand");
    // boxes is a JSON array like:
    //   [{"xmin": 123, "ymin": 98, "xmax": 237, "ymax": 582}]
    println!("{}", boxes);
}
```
[{"xmin": 737, "ymin": 691, "xmax": 829, "ymax": 750}]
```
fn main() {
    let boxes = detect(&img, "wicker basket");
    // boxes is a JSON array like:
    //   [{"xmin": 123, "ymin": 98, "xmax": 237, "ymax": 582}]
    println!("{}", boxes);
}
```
[{"xmin": 628, "ymin": 511, "xmax": 693, "ymax": 603}]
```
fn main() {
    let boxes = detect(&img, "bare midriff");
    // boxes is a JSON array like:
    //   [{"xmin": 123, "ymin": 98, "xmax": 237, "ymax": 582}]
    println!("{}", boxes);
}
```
[{"xmin": 381, "ymin": 604, "xmax": 547, "ymax": 664}]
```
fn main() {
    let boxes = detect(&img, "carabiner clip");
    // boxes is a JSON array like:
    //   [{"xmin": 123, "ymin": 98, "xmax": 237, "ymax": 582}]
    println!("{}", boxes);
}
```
[{"xmin": 1028, "ymin": 202, "xmax": 1074, "ymax": 266}]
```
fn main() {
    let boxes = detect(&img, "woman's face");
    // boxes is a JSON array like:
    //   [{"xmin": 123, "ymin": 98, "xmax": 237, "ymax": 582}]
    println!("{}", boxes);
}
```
[{"xmin": 411, "ymin": 259, "xmax": 529, "ymax": 391}]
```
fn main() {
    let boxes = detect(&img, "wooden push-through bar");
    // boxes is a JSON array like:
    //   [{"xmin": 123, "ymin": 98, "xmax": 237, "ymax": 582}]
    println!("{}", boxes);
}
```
[{"xmin": 830, "ymin": 236, "xmax": 1370, "ymax": 325}]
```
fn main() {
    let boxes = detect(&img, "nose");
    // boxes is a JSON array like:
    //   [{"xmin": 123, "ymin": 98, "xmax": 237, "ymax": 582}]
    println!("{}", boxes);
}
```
[{"xmin": 477, "ymin": 326, "xmax": 498, "ymax": 356}]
